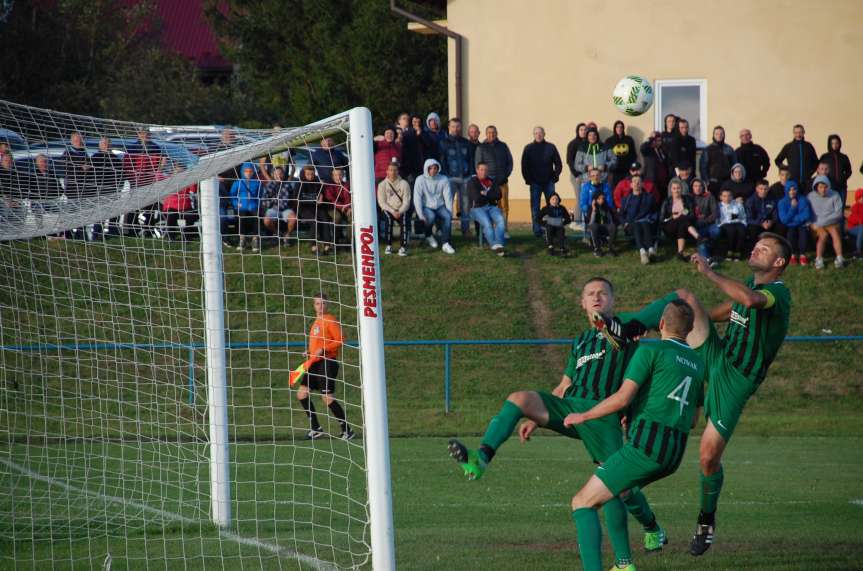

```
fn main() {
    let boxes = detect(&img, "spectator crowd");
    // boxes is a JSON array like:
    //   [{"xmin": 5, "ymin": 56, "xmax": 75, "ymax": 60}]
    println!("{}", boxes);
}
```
[{"xmin": 1, "ymin": 113, "xmax": 861, "ymax": 269}]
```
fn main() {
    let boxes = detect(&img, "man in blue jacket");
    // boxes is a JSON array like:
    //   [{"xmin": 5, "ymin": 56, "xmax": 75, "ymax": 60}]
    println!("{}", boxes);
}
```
[
  {"xmin": 438, "ymin": 118, "xmax": 472, "ymax": 236},
  {"xmin": 521, "ymin": 126, "xmax": 563, "ymax": 237},
  {"xmin": 580, "ymin": 168, "xmax": 614, "ymax": 222},
  {"xmin": 229, "ymin": 162, "xmax": 264, "ymax": 252}
]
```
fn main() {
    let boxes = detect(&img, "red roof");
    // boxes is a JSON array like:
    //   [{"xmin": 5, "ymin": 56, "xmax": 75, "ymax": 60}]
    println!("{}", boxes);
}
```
[{"xmin": 154, "ymin": 0, "xmax": 231, "ymax": 71}]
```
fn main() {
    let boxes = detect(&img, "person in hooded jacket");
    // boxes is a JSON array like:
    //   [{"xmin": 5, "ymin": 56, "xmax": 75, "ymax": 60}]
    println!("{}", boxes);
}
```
[
  {"xmin": 774, "ymin": 124, "xmax": 819, "ymax": 186},
  {"xmin": 690, "ymin": 178, "xmax": 719, "ymax": 261},
  {"xmin": 566, "ymin": 122, "xmax": 588, "ymax": 223},
  {"xmin": 228, "ymin": 162, "xmax": 264, "ymax": 252},
  {"xmin": 605, "ymin": 120, "xmax": 637, "ymax": 190},
  {"xmin": 400, "ymin": 115, "xmax": 426, "ymax": 185},
  {"xmin": 818, "ymin": 134, "xmax": 852, "ymax": 207},
  {"xmin": 579, "ymin": 167, "xmax": 614, "ymax": 222},
  {"xmin": 777, "ymin": 180, "xmax": 812, "ymax": 265},
  {"xmin": 699, "ymin": 126, "xmax": 737, "ymax": 196},
  {"xmin": 421, "ymin": 112, "xmax": 444, "ymax": 162},
  {"xmin": 660, "ymin": 114, "xmax": 679, "ymax": 166},
  {"xmin": 671, "ymin": 119, "xmax": 697, "ymax": 171},
  {"xmin": 537, "ymin": 192, "xmax": 572, "ymax": 255},
  {"xmin": 720, "ymin": 163, "xmax": 755, "ymax": 200},
  {"xmin": 808, "ymin": 175, "xmax": 846, "ymax": 269},
  {"xmin": 414, "ymin": 158, "xmax": 455, "ymax": 255},
  {"xmin": 586, "ymin": 188, "xmax": 619, "ymax": 256},
  {"xmin": 846, "ymin": 188, "xmax": 863, "ymax": 259},
  {"xmin": 735, "ymin": 129, "xmax": 770, "ymax": 184},
  {"xmin": 574, "ymin": 127, "xmax": 615, "ymax": 185}
]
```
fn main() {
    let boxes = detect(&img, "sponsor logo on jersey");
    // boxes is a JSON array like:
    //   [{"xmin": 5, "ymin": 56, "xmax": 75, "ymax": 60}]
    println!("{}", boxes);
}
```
[
  {"xmin": 576, "ymin": 349, "xmax": 606, "ymax": 370},
  {"xmin": 313, "ymin": 326, "xmax": 320, "ymax": 335},
  {"xmin": 730, "ymin": 309, "xmax": 749, "ymax": 328}
]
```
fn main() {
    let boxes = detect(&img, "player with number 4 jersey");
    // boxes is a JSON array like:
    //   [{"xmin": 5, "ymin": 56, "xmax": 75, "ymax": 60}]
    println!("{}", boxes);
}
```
[{"xmin": 565, "ymin": 299, "xmax": 705, "ymax": 571}]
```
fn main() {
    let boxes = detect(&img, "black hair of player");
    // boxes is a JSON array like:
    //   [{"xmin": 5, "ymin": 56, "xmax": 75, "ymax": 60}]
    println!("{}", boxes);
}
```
[
  {"xmin": 583, "ymin": 276, "xmax": 614, "ymax": 294},
  {"xmin": 758, "ymin": 232, "xmax": 792, "ymax": 269}
]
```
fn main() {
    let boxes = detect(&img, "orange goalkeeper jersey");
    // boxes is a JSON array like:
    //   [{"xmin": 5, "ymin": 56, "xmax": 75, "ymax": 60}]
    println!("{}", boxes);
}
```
[{"xmin": 308, "ymin": 313, "xmax": 344, "ymax": 359}]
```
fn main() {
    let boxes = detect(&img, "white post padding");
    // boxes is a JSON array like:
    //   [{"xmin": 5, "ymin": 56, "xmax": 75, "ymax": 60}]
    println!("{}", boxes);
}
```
[
  {"xmin": 200, "ymin": 177, "xmax": 231, "ymax": 528},
  {"xmin": 349, "ymin": 107, "xmax": 396, "ymax": 570}
]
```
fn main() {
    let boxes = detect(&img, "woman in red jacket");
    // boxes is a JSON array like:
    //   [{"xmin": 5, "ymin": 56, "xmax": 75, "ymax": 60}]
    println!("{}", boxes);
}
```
[
  {"xmin": 373, "ymin": 126, "xmax": 401, "ymax": 184},
  {"xmin": 161, "ymin": 163, "xmax": 198, "ymax": 240}
]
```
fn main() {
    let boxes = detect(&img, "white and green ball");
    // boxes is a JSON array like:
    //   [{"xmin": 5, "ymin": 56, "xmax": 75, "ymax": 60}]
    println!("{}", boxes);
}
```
[{"xmin": 612, "ymin": 75, "xmax": 654, "ymax": 116}]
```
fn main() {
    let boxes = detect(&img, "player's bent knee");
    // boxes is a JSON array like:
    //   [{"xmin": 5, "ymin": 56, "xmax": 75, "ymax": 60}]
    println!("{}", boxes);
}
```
[{"xmin": 506, "ymin": 391, "xmax": 531, "ymax": 408}]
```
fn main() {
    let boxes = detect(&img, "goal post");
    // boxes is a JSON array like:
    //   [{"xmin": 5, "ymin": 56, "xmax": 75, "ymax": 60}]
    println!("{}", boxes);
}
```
[{"xmin": 0, "ymin": 100, "xmax": 395, "ymax": 570}]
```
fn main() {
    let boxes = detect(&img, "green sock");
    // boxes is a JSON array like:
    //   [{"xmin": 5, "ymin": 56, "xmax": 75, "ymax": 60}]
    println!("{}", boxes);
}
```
[
  {"xmin": 572, "ymin": 508, "xmax": 603, "ymax": 571},
  {"xmin": 622, "ymin": 488, "xmax": 658, "ymax": 531},
  {"xmin": 700, "ymin": 465, "xmax": 724, "ymax": 514},
  {"xmin": 630, "ymin": 291, "xmax": 680, "ymax": 330},
  {"xmin": 478, "ymin": 400, "xmax": 523, "ymax": 463},
  {"xmin": 603, "ymin": 498, "xmax": 632, "ymax": 565}
]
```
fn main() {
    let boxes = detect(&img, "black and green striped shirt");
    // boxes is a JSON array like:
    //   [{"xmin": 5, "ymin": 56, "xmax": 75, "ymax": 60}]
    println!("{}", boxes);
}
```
[
  {"xmin": 563, "ymin": 329, "xmax": 638, "ymax": 401},
  {"xmin": 722, "ymin": 278, "xmax": 791, "ymax": 388}
]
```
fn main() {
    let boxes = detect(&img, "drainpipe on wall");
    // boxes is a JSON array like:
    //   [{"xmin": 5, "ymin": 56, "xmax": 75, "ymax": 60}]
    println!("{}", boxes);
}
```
[{"xmin": 389, "ymin": 0, "xmax": 463, "ymax": 119}]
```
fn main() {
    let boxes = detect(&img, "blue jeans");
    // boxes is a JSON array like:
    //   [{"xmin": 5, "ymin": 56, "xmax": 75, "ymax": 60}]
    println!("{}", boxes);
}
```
[
  {"xmin": 849, "ymin": 226, "xmax": 863, "ymax": 253},
  {"xmin": 470, "ymin": 206, "xmax": 506, "ymax": 247},
  {"xmin": 695, "ymin": 222, "xmax": 721, "ymax": 258},
  {"xmin": 530, "ymin": 182, "xmax": 555, "ymax": 236},
  {"xmin": 422, "ymin": 206, "xmax": 452, "ymax": 244}
]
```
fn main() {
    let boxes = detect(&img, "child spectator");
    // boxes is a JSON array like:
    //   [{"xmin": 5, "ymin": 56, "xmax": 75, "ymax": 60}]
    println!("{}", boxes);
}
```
[
  {"xmin": 620, "ymin": 174, "xmax": 658, "ymax": 264},
  {"xmin": 808, "ymin": 175, "xmax": 846, "ymax": 269},
  {"xmin": 586, "ymin": 188, "xmax": 619, "ymax": 257},
  {"xmin": 717, "ymin": 189, "xmax": 748, "ymax": 260},
  {"xmin": 777, "ymin": 180, "xmax": 813, "ymax": 265},
  {"xmin": 537, "ymin": 192, "xmax": 571, "ymax": 256},
  {"xmin": 846, "ymin": 188, "xmax": 863, "ymax": 259},
  {"xmin": 768, "ymin": 166, "xmax": 791, "ymax": 201},
  {"xmin": 579, "ymin": 167, "xmax": 613, "ymax": 223},
  {"xmin": 297, "ymin": 165, "xmax": 326, "ymax": 254},
  {"xmin": 413, "ymin": 158, "xmax": 455, "ymax": 255},
  {"xmin": 261, "ymin": 166, "xmax": 299, "ymax": 245},
  {"xmin": 376, "ymin": 162, "xmax": 411, "ymax": 256},
  {"xmin": 660, "ymin": 178, "xmax": 701, "ymax": 261}
]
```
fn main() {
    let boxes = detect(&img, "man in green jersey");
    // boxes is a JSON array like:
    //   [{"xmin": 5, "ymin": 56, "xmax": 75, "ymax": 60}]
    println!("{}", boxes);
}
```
[
  {"xmin": 447, "ymin": 277, "xmax": 677, "ymax": 560},
  {"xmin": 565, "ymin": 299, "xmax": 706, "ymax": 571},
  {"xmin": 678, "ymin": 232, "xmax": 792, "ymax": 555}
]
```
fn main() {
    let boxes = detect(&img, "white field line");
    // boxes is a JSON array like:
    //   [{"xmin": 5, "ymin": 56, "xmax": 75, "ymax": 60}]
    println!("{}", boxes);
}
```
[
  {"xmin": 0, "ymin": 457, "xmax": 338, "ymax": 571},
  {"xmin": 851, "ymin": 499, "xmax": 863, "ymax": 507}
]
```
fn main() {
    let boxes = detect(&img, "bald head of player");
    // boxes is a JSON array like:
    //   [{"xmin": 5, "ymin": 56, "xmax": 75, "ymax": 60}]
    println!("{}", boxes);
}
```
[
  {"xmin": 748, "ymin": 232, "xmax": 792, "ymax": 277},
  {"xmin": 580, "ymin": 277, "xmax": 615, "ymax": 319},
  {"xmin": 659, "ymin": 299, "xmax": 695, "ymax": 341}
]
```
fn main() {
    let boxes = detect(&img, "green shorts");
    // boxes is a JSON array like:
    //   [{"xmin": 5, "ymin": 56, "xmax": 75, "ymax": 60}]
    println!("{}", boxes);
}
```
[
  {"xmin": 595, "ymin": 443, "xmax": 677, "ymax": 496},
  {"xmin": 695, "ymin": 321, "xmax": 756, "ymax": 442},
  {"xmin": 537, "ymin": 391, "xmax": 623, "ymax": 463}
]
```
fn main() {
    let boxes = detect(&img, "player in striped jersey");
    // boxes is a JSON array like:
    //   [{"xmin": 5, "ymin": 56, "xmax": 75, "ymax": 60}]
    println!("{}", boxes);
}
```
[
  {"xmin": 447, "ymin": 277, "xmax": 677, "ymax": 558},
  {"xmin": 674, "ymin": 232, "xmax": 792, "ymax": 555}
]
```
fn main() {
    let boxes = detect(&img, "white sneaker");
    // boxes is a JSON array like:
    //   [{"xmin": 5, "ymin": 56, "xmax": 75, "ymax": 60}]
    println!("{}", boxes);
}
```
[
  {"xmin": 251, "ymin": 237, "xmax": 260, "ymax": 252},
  {"xmin": 490, "ymin": 243, "xmax": 503, "ymax": 251},
  {"xmin": 235, "ymin": 238, "xmax": 245, "ymax": 252},
  {"xmin": 426, "ymin": 235, "xmax": 439, "ymax": 249},
  {"xmin": 648, "ymin": 246, "xmax": 657, "ymax": 257},
  {"xmin": 834, "ymin": 256, "xmax": 846, "ymax": 268},
  {"xmin": 814, "ymin": 257, "xmax": 825, "ymax": 269},
  {"xmin": 442, "ymin": 242, "xmax": 455, "ymax": 254},
  {"xmin": 640, "ymin": 249, "xmax": 649, "ymax": 265},
  {"xmin": 398, "ymin": 247, "xmax": 408, "ymax": 256},
  {"xmin": 384, "ymin": 245, "xmax": 392, "ymax": 255},
  {"xmin": 307, "ymin": 429, "xmax": 325, "ymax": 440}
]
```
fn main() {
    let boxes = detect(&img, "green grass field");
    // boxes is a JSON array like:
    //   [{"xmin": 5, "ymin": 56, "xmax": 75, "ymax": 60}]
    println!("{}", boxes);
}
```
[{"xmin": 1, "ymin": 228, "xmax": 862, "ymax": 569}]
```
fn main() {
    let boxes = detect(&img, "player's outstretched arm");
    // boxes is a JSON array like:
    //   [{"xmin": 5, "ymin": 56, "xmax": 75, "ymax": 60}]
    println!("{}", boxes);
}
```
[
  {"xmin": 563, "ymin": 380, "xmax": 639, "ymax": 427},
  {"xmin": 691, "ymin": 254, "xmax": 770, "ymax": 309},
  {"xmin": 709, "ymin": 301, "xmax": 733, "ymax": 323}
]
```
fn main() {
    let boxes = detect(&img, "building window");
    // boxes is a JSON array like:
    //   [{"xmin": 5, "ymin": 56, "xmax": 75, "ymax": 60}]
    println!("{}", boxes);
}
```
[{"xmin": 654, "ymin": 80, "xmax": 708, "ymax": 147}]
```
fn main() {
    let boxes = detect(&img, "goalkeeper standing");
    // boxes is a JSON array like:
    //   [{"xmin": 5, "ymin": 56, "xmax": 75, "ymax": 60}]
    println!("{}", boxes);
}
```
[
  {"xmin": 296, "ymin": 293, "xmax": 355, "ymax": 441},
  {"xmin": 448, "ymin": 277, "xmax": 678, "ymax": 558}
]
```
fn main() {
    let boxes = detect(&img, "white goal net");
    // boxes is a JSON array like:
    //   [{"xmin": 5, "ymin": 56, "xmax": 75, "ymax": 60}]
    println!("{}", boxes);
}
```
[{"xmin": 0, "ymin": 100, "xmax": 393, "ymax": 570}]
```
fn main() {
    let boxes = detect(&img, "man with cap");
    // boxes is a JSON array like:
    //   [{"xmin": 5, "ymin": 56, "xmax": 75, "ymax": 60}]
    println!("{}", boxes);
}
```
[{"xmin": 613, "ymin": 162, "xmax": 659, "ymax": 209}]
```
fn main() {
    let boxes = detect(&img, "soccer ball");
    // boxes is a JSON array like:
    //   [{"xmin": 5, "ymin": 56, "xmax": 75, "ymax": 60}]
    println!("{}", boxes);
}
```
[{"xmin": 612, "ymin": 75, "xmax": 654, "ymax": 116}]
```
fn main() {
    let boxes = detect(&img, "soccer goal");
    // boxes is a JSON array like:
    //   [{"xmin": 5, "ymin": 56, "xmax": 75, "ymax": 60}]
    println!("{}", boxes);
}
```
[{"xmin": 0, "ymin": 100, "xmax": 394, "ymax": 570}]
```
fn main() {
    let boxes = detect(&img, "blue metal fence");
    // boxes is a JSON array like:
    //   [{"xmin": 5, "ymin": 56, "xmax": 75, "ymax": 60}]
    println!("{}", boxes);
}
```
[{"xmin": 2, "ymin": 335, "xmax": 861, "ymax": 412}]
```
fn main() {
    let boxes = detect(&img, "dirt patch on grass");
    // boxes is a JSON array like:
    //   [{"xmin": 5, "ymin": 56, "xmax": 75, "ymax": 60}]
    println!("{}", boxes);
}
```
[{"xmin": 522, "ymin": 255, "xmax": 568, "ymax": 366}]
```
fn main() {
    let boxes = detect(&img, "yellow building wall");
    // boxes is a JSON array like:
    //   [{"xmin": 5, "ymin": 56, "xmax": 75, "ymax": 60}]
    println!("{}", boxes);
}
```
[{"xmin": 446, "ymin": 0, "xmax": 863, "ymax": 221}]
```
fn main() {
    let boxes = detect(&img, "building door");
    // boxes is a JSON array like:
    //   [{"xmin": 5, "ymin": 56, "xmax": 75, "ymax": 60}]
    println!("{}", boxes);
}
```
[{"xmin": 654, "ymin": 80, "xmax": 708, "ymax": 147}]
